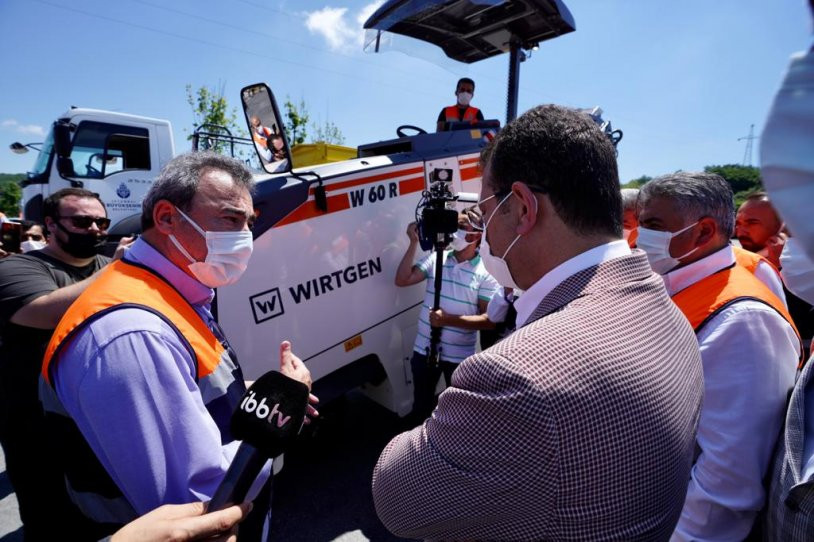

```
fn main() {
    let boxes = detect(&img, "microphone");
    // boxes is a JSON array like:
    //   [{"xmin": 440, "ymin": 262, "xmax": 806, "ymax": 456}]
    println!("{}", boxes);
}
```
[{"xmin": 207, "ymin": 370, "xmax": 310, "ymax": 511}]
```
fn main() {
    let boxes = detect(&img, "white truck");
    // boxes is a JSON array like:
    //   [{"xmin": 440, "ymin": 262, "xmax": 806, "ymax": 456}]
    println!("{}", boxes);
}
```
[{"xmin": 11, "ymin": 0, "xmax": 607, "ymax": 416}]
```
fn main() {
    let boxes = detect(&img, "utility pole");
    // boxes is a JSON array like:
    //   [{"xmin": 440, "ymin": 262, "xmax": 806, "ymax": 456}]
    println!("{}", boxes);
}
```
[{"xmin": 738, "ymin": 124, "xmax": 758, "ymax": 167}]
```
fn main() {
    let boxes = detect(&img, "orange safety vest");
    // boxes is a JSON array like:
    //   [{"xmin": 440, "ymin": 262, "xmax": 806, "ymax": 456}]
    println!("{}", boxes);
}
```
[
  {"xmin": 40, "ymin": 259, "xmax": 245, "ymax": 532},
  {"xmin": 733, "ymin": 244, "xmax": 782, "ymax": 276},
  {"xmin": 252, "ymin": 126, "xmax": 272, "ymax": 149},
  {"xmin": 444, "ymin": 105, "xmax": 480, "ymax": 123},
  {"xmin": 43, "ymin": 260, "xmax": 232, "ymax": 385},
  {"xmin": 672, "ymin": 262, "xmax": 803, "ymax": 367}
]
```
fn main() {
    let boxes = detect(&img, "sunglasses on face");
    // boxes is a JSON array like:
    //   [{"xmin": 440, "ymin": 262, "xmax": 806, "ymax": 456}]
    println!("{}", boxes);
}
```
[{"xmin": 57, "ymin": 215, "xmax": 111, "ymax": 230}]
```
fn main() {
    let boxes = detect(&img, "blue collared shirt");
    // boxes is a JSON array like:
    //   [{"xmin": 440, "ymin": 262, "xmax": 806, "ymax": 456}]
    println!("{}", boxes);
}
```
[{"xmin": 53, "ymin": 238, "xmax": 270, "ymax": 515}]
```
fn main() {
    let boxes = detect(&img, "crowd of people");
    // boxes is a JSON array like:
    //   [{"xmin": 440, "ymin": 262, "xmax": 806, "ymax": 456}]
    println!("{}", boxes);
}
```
[{"xmin": 0, "ymin": 20, "xmax": 811, "ymax": 542}]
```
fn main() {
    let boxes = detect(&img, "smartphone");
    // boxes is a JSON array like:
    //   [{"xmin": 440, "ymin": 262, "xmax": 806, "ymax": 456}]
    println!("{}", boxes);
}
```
[{"xmin": 1, "ymin": 222, "xmax": 21, "ymax": 254}]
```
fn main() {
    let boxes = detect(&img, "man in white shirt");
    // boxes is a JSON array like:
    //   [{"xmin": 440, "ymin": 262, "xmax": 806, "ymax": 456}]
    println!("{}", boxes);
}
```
[
  {"xmin": 637, "ymin": 172, "xmax": 801, "ymax": 541},
  {"xmin": 395, "ymin": 210, "xmax": 498, "ymax": 421},
  {"xmin": 373, "ymin": 104, "xmax": 704, "ymax": 541}
]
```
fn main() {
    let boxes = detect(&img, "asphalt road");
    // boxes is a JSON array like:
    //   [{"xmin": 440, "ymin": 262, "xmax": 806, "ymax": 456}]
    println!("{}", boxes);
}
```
[
  {"xmin": 0, "ymin": 391, "xmax": 416, "ymax": 542},
  {"xmin": 270, "ymin": 391, "xmax": 417, "ymax": 542}
]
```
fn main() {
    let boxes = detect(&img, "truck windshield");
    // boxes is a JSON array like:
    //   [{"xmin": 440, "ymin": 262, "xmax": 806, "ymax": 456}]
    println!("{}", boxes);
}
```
[
  {"xmin": 70, "ymin": 121, "xmax": 150, "ymax": 179},
  {"xmin": 31, "ymin": 129, "xmax": 54, "ymax": 177}
]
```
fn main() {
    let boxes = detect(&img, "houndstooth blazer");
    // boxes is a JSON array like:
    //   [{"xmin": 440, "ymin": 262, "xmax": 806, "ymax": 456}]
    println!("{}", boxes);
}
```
[
  {"xmin": 764, "ymin": 357, "xmax": 814, "ymax": 541},
  {"xmin": 373, "ymin": 252, "xmax": 704, "ymax": 541}
]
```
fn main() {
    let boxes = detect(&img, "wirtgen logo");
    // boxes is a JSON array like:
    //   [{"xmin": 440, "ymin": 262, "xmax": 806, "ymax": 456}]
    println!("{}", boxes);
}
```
[{"xmin": 250, "ymin": 288, "xmax": 284, "ymax": 324}]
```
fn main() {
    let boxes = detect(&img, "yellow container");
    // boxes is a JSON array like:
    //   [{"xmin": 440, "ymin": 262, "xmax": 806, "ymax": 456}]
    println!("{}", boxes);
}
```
[{"xmin": 291, "ymin": 143, "xmax": 357, "ymax": 168}]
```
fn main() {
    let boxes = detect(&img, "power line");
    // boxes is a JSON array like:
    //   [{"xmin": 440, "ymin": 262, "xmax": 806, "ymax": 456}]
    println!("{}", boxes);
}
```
[
  {"xmin": 29, "ymin": 0, "xmax": 446, "ymax": 100},
  {"xmin": 125, "ymin": 0, "xmax": 450, "ymax": 86},
  {"xmin": 738, "ymin": 124, "xmax": 758, "ymax": 166}
]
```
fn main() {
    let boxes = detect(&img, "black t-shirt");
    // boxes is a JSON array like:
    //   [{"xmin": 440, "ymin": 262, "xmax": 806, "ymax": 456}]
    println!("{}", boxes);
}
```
[
  {"xmin": 437, "ymin": 105, "xmax": 485, "ymax": 124},
  {"xmin": 0, "ymin": 251, "xmax": 109, "ymax": 406}
]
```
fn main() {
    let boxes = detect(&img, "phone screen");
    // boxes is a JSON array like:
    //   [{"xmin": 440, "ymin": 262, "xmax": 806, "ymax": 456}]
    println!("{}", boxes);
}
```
[{"xmin": 1, "ymin": 222, "xmax": 22, "ymax": 254}]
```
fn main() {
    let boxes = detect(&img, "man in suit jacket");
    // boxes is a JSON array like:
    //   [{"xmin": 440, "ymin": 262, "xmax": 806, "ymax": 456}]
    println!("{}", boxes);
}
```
[{"xmin": 372, "ymin": 104, "xmax": 705, "ymax": 541}]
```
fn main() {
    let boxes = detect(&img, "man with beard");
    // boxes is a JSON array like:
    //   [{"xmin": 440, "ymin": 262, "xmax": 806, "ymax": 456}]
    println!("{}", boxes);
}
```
[{"xmin": 0, "ymin": 187, "xmax": 129, "ymax": 539}]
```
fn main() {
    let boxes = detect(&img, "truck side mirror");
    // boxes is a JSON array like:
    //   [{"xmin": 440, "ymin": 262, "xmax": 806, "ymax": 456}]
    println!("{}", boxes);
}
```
[
  {"xmin": 240, "ymin": 83, "xmax": 292, "ymax": 175},
  {"xmin": 53, "ymin": 121, "xmax": 76, "ymax": 177},
  {"xmin": 53, "ymin": 121, "xmax": 72, "ymax": 158}
]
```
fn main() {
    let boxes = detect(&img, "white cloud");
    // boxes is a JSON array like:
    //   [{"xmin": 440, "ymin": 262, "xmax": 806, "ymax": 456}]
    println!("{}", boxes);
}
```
[
  {"xmin": 305, "ymin": 1, "xmax": 384, "ymax": 53},
  {"xmin": 1, "ymin": 119, "xmax": 46, "ymax": 137}
]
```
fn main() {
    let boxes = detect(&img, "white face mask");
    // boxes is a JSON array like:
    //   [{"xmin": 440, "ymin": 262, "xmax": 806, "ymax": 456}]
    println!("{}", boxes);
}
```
[
  {"xmin": 450, "ymin": 229, "xmax": 475, "ymax": 252},
  {"xmin": 761, "ymin": 47, "xmax": 814, "ymax": 261},
  {"xmin": 20, "ymin": 239, "xmax": 46, "ymax": 253},
  {"xmin": 637, "ymin": 222, "xmax": 699, "ymax": 275},
  {"xmin": 479, "ymin": 192, "xmax": 536, "ymax": 289},
  {"xmin": 168, "ymin": 207, "xmax": 253, "ymax": 288},
  {"xmin": 457, "ymin": 91, "xmax": 473, "ymax": 107},
  {"xmin": 781, "ymin": 237, "xmax": 814, "ymax": 304}
]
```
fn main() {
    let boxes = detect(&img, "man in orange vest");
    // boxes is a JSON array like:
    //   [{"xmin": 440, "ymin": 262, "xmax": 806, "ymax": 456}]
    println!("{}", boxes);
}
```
[
  {"xmin": 736, "ymin": 191, "xmax": 785, "ymax": 268},
  {"xmin": 620, "ymin": 187, "xmax": 639, "ymax": 247},
  {"xmin": 39, "ymin": 152, "xmax": 316, "ymax": 540},
  {"xmin": 735, "ymin": 192, "xmax": 814, "ymax": 356},
  {"xmin": 436, "ymin": 77, "xmax": 484, "ymax": 132},
  {"xmin": 637, "ymin": 172, "xmax": 801, "ymax": 541}
]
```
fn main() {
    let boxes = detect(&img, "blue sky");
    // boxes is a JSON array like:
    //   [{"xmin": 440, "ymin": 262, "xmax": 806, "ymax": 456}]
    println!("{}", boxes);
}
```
[{"xmin": 0, "ymin": 0, "xmax": 811, "ymax": 183}]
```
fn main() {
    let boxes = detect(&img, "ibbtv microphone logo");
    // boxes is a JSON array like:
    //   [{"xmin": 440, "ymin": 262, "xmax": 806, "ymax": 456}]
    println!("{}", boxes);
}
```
[{"xmin": 240, "ymin": 391, "xmax": 291, "ymax": 427}]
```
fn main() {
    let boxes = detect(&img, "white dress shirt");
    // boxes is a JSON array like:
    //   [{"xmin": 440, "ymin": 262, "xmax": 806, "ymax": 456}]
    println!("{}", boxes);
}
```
[
  {"xmin": 754, "ymin": 259, "xmax": 788, "ymax": 308},
  {"xmin": 667, "ymin": 246, "xmax": 799, "ymax": 542},
  {"xmin": 515, "ymin": 240, "xmax": 631, "ymax": 327},
  {"xmin": 486, "ymin": 288, "xmax": 513, "ymax": 323}
]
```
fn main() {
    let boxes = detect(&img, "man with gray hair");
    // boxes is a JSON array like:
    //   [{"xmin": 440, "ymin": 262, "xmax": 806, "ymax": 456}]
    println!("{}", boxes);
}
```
[
  {"xmin": 39, "ymin": 152, "xmax": 315, "ymax": 540},
  {"xmin": 620, "ymin": 187, "xmax": 639, "ymax": 247},
  {"xmin": 637, "ymin": 171, "xmax": 802, "ymax": 541}
]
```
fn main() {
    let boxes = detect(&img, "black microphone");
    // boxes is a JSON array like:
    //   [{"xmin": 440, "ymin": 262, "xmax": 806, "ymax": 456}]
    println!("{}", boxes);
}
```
[{"xmin": 207, "ymin": 370, "xmax": 310, "ymax": 511}]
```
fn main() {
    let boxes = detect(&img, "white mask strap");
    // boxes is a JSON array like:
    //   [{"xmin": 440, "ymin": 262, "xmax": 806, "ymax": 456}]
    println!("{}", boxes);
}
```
[
  {"xmin": 672, "ymin": 220, "xmax": 698, "ymax": 238},
  {"xmin": 175, "ymin": 207, "xmax": 207, "ymax": 237},
  {"xmin": 169, "ymin": 234, "xmax": 197, "ymax": 264}
]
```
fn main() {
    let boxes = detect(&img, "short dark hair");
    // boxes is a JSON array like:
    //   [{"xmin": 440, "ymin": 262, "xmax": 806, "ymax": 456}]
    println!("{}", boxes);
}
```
[
  {"xmin": 456, "ymin": 77, "xmax": 475, "ymax": 92},
  {"xmin": 743, "ymin": 191, "xmax": 770, "ymax": 204},
  {"xmin": 141, "ymin": 151, "xmax": 255, "ymax": 230},
  {"xmin": 43, "ymin": 188, "xmax": 106, "ymax": 221},
  {"xmin": 483, "ymin": 104, "xmax": 622, "ymax": 236},
  {"xmin": 639, "ymin": 172, "xmax": 735, "ymax": 238}
]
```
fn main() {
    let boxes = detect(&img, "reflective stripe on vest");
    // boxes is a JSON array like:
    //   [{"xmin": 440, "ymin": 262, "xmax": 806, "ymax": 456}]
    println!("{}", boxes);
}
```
[
  {"xmin": 40, "ymin": 259, "xmax": 246, "ymax": 529},
  {"xmin": 444, "ymin": 105, "xmax": 480, "ymax": 122},
  {"xmin": 672, "ymin": 263, "xmax": 804, "ymax": 367}
]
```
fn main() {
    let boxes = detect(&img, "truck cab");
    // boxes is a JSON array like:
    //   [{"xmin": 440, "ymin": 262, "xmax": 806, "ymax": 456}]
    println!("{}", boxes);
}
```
[{"xmin": 20, "ymin": 108, "xmax": 174, "ymax": 237}]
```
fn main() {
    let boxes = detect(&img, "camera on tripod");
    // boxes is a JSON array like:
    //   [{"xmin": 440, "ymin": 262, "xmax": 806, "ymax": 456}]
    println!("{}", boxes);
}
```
[{"xmin": 416, "ymin": 169, "xmax": 460, "ymax": 251}]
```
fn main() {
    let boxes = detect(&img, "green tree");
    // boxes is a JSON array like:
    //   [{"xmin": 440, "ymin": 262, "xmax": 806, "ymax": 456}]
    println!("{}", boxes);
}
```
[
  {"xmin": 622, "ymin": 175, "xmax": 652, "ymax": 189},
  {"xmin": 311, "ymin": 120, "xmax": 345, "ymax": 145},
  {"xmin": 704, "ymin": 164, "xmax": 762, "ymax": 194},
  {"xmin": 0, "ymin": 176, "xmax": 23, "ymax": 216},
  {"xmin": 283, "ymin": 97, "xmax": 309, "ymax": 145},
  {"xmin": 185, "ymin": 83, "xmax": 242, "ymax": 155},
  {"xmin": 704, "ymin": 164, "xmax": 762, "ymax": 208}
]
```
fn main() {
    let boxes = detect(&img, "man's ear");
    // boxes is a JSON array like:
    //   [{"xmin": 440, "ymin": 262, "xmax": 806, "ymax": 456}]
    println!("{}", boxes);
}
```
[
  {"xmin": 153, "ymin": 200, "xmax": 177, "ymax": 235},
  {"xmin": 511, "ymin": 182, "xmax": 540, "ymax": 235},
  {"xmin": 694, "ymin": 216, "xmax": 719, "ymax": 248},
  {"xmin": 45, "ymin": 216, "xmax": 62, "ymax": 239}
]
